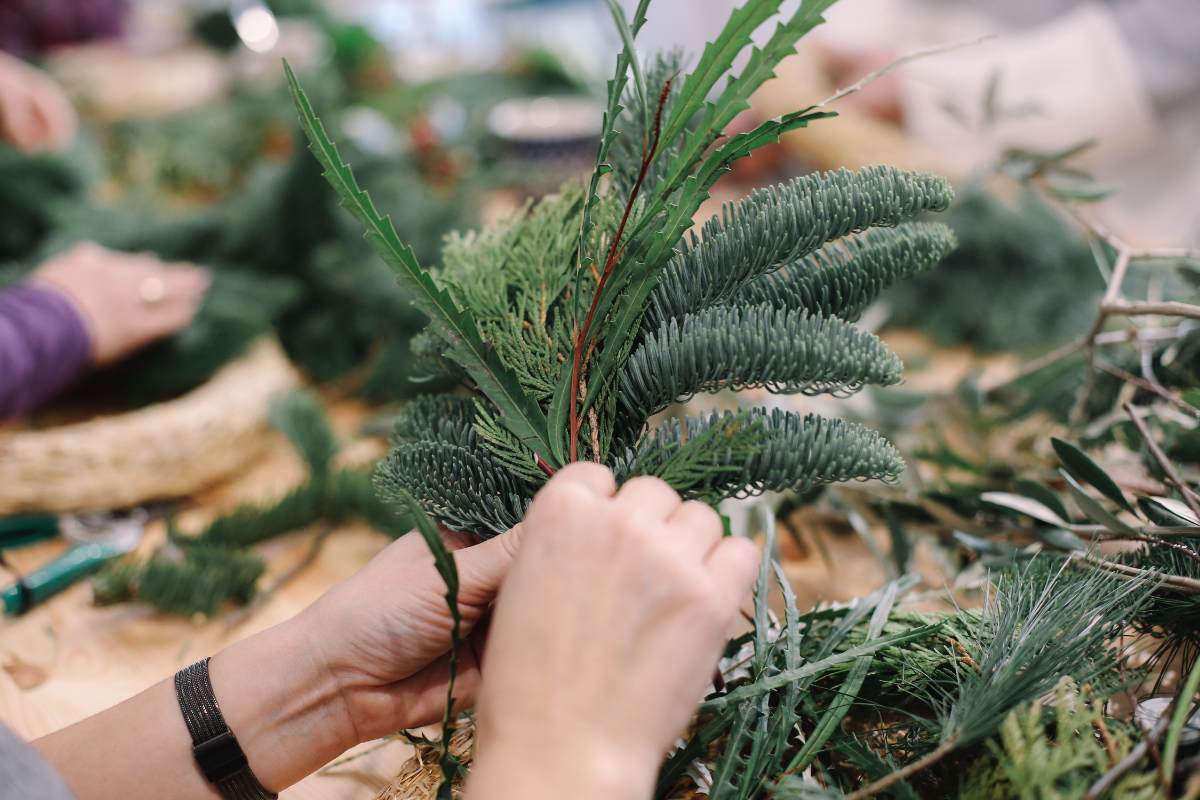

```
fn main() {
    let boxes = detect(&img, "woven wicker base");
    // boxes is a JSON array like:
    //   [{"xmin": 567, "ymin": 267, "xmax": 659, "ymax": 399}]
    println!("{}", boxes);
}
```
[
  {"xmin": 376, "ymin": 724, "xmax": 477, "ymax": 800},
  {"xmin": 0, "ymin": 338, "xmax": 299, "ymax": 513},
  {"xmin": 375, "ymin": 721, "xmax": 708, "ymax": 800}
]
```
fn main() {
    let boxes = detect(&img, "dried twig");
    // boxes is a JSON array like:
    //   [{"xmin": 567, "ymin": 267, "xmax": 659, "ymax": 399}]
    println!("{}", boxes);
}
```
[
  {"xmin": 1069, "ymin": 550, "xmax": 1200, "ymax": 594},
  {"xmin": 1096, "ymin": 360, "xmax": 1200, "ymax": 420},
  {"xmin": 1124, "ymin": 402, "xmax": 1200, "ymax": 522},
  {"xmin": 816, "ymin": 36, "xmax": 997, "ymax": 109}
]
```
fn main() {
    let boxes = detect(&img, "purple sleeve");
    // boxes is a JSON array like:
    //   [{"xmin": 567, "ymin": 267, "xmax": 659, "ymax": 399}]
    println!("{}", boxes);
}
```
[
  {"xmin": 0, "ymin": 282, "xmax": 92, "ymax": 420},
  {"xmin": 0, "ymin": 0, "xmax": 127, "ymax": 57}
]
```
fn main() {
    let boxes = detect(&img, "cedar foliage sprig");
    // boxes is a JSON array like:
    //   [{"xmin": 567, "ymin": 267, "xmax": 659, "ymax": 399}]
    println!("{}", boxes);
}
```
[{"xmin": 287, "ymin": 0, "xmax": 956, "ymax": 535}]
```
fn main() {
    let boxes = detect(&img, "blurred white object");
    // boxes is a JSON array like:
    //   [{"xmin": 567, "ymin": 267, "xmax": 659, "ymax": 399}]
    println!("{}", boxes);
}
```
[
  {"xmin": 231, "ymin": 18, "xmax": 328, "ymax": 86},
  {"xmin": 233, "ymin": 2, "xmax": 280, "ymax": 53},
  {"xmin": 487, "ymin": 95, "xmax": 601, "ymax": 144}
]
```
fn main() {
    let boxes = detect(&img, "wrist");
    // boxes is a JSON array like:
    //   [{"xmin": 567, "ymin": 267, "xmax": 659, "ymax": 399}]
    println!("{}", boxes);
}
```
[
  {"xmin": 207, "ymin": 615, "xmax": 358, "ymax": 791},
  {"xmin": 467, "ymin": 737, "xmax": 656, "ymax": 800}
]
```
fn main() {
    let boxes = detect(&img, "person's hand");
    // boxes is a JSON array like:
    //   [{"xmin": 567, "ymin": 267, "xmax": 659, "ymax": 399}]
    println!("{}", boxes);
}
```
[
  {"xmin": 33, "ymin": 243, "xmax": 210, "ymax": 366},
  {"xmin": 294, "ymin": 526, "xmax": 522, "ymax": 743},
  {"xmin": 0, "ymin": 52, "xmax": 77, "ymax": 153},
  {"xmin": 38, "ymin": 524, "xmax": 525, "ymax": 798},
  {"xmin": 467, "ymin": 463, "xmax": 760, "ymax": 800}
]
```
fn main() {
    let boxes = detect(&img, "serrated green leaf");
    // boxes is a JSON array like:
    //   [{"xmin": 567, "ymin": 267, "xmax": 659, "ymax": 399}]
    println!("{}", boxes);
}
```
[
  {"xmin": 579, "ymin": 108, "xmax": 837, "ymax": 414},
  {"xmin": 1051, "ymin": 437, "xmax": 1133, "ymax": 514},
  {"xmin": 285, "ymin": 62, "xmax": 555, "ymax": 466}
]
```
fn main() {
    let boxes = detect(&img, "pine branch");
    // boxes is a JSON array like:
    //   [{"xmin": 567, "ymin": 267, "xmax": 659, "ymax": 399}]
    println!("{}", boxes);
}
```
[{"xmin": 620, "ymin": 305, "xmax": 902, "ymax": 428}]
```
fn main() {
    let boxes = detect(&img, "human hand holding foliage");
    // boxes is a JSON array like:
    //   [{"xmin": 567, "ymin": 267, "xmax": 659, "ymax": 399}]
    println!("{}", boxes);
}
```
[
  {"xmin": 467, "ymin": 463, "xmax": 759, "ymax": 800},
  {"xmin": 297, "ymin": 522, "xmax": 522, "ymax": 742}
]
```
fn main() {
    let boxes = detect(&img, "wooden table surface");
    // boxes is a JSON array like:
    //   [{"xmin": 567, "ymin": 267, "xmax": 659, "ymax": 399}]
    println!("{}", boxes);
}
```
[{"xmin": 0, "ymin": 400, "xmax": 416, "ymax": 799}]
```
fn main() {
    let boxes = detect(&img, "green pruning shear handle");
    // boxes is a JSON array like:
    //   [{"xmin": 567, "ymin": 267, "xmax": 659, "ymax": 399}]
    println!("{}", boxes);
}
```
[{"xmin": 1, "ymin": 509, "xmax": 148, "ymax": 616}]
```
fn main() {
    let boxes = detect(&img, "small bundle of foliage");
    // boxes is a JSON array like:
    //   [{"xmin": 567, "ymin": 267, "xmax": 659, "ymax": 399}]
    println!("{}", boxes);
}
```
[
  {"xmin": 679, "ymin": 554, "xmax": 1152, "ymax": 800},
  {"xmin": 887, "ymin": 185, "xmax": 1103, "ymax": 353},
  {"xmin": 289, "ymin": 0, "xmax": 957, "ymax": 536},
  {"xmin": 92, "ymin": 391, "xmax": 410, "ymax": 617}
]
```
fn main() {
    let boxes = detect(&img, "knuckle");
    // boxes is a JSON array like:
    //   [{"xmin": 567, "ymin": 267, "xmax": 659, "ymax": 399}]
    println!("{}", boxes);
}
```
[
  {"xmin": 622, "ymin": 475, "xmax": 673, "ymax": 495},
  {"xmin": 681, "ymin": 500, "xmax": 721, "ymax": 529},
  {"xmin": 531, "ymin": 480, "xmax": 593, "ymax": 518},
  {"xmin": 557, "ymin": 461, "xmax": 613, "ymax": 484}
]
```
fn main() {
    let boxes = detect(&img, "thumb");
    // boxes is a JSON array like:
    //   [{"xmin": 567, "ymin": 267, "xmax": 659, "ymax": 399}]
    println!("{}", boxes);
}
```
[{"xmin": 453, "ymin": 523, "xmax": 523, "ymax": 598}]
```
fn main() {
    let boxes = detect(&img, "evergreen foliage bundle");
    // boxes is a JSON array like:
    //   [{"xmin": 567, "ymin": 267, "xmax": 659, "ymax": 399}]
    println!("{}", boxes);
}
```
[{"xmin": 288, "ymin": 0, "xmax": 956, "ymax": 536}]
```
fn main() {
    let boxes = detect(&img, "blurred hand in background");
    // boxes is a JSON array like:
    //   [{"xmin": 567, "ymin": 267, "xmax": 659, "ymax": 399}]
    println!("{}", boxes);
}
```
[
  {"xmin": 0, "ymin": 51, "xmax": 76, "ymax": 152},
  {"xmin": 34, "ymin": 243, "xmax": 209, "ymax": 366}
]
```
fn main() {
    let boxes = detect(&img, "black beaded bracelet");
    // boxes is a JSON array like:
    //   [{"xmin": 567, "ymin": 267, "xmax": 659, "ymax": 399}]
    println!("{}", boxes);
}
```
[{"xmin": 174, "ymin": 658, "xmax": 277, "ymax": 800}]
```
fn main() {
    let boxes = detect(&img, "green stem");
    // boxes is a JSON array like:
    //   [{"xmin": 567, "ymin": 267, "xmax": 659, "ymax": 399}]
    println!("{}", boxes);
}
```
[{"xmin": 1162, "ymin": 657, "xmax": 1200, "ymax": 787}]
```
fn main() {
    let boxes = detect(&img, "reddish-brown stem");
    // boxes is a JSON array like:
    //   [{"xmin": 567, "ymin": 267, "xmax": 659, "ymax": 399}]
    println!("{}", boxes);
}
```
[
  {"xmin": 567, "ymin": 79, "xmax": 672, "ymax": 462},
  {"xmin": 535, "ymin": 453, "xmax": 556, "ymax": 478}
]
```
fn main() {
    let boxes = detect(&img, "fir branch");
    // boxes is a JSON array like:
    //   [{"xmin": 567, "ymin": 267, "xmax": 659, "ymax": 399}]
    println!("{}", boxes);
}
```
[
  {"xmin": 393, "ymin": 394, "xmax": 477, "ymax": 447},
  {"xmin": 269, "ymin": 390, "xmax": 339, "ymax": 478},
  {"xmin": 620, "ymin": 305, "xmax": 902, "ymax": 428},
  {"xmin": 375, "ymin": 440, "xmax": 535, "ymax": 535},
  {"xmin": 93, "ymin": 544, "xmax": 266, "ymax": 618},
  {"xmin": 645, "ymin": 168, "xmax": 954, "ymax": 329},
  {"xmin": 731, "ymin": 222, "xmax": 957, "ymax": 322},
  {"xmin": 615, "ymin": 409, "xmax": 904, "ymax": 503}
]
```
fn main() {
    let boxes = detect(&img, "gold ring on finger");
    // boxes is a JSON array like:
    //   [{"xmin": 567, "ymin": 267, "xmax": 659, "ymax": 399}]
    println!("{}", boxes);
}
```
[{"xmin": 139, "ymin": 276, "xmax": 167, "ymax": 306}]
